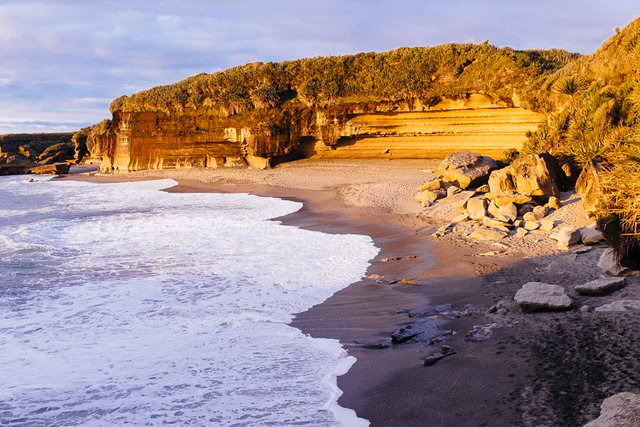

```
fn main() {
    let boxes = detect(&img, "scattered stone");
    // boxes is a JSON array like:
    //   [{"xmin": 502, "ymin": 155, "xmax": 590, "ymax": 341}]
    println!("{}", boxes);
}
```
[
  {"xmin": 437, "ymin": 151, "xmax": 498, "ymax": 189},
  {"xmin": 451, "ymin": 213, "xmax": 470, "ymax": 223},
  {"xmin": 523, "ymin": 212, "xmax": 538, "ymax": 222},
  {"xmin": 482, "ymin": 216, "xmax": 507, "ymax": 229},
  {"xmin": 513, "ymin": 219, "xmax": 524, "ymax": 228},
  {"xmin": 476, "ymin": 184, "xmax": 490, "ymax": 193},
  {"xmin": 368, "ymin": 274, "xmax": 383, "ymax": 280},
  {"xmin": 598, "ymin": 248, "xmax": 628, "ymax": 276},
  {"xmin": 546, "ymin": 261, "xmax": 559, "ymax": 271},
  {"xmin": 469, "ymin": 226, "xmax": 508, "ymax": 241},
  {"xmin": 416, "ymin": 190, "xmax": 444, "ymax": 204},
  {"xmin": 575, "ymin": 277, "xmax": 626, "ymax": 296},
  {"xmin": 409, "ymin": 304, "xmax": 453, "ymax": 318},
  {"xmin": 478, "ymin": 251, "xmax": 503, "ymax": 256},
  {"xmin": 580, "ymin": 305, "xmax": 591, "ymax": 313},
  {"xmin": 524, "ymin": 221, "xmax": 540, "ymax": 231},
  {"xmin": 574, "ymin": 246, "xmax": 593, "ymax": 254},
  {"xmin": 515, "ymin": 227, "xmax": 529, "ymax": 238},
  {"xmin": 408, "ymin": 255, "xmax": 417, "ymax": 259},
  {"xmin": 581, "ymin": 226, "xmax": 605, "ymax": 245},
  {"xmin": 497, "ymin": 203, "xmax": 518, "ymax": 223},
  {"xmin": 488, "ymin": 300, "xmax": 510, "ymax": 315},
  {"xmin": 28, "ymin": 178, "xmax": 35, "ymax": 182},
  {"xmin": 401, "ymin": 279, "xmax": 416, "ymax": 285},
  {"xmin": 450, "ymin": 191, "xmax": 476, "ymax": 210},
  {"xmin": 595, "ymin": 300, "xmax": 640, "ymax": 313},
  {"xmin": 446, "ymin": 185, "xmax": 462, "ymax": 197},
  {"xmin": 423, "ymin": 345, "xmax": 456, "ymax": 366},
  {"xmin": 417, "ymin": 178, "xmax": 443, "ymax": 192},
  {"xmin": 539, "ymin": 219, "xmax": 555, "ymax": 231},
  {"xmin": 514, "ymin": 282, "xmax": 573, "ymax": 312},
  {"xmin": 465, "ymin": 323, "xmax": 500, "ymax": 342},
  {"xmin": 584, "ymin": 392, "xmax": 640, "ymax": 427},
  {"xmin": 546, "ymin": 196, "xmax": 562, "ymax": 210},
  {"xmin": 518, "ymin": 203, "xmax": 536, "ymax": 217},
  {"xmin": 432, "ymin": 223, "xmax": 453, "ymax": 237},
  {"xmin": 549, "ymin": 227, "xmax": 582, "ymax": 250},
  {"xmin": 466, "ymin": 197, "xmax": 487, "ymax": 220},
  {"xmin": 391, "ymin": 257, "xmax": 402, "ymax": 261},
  {"xmin": 487, "ymin": 200, "xmax": 500, "ymax": 218},
  {"xmin": 381, "ymin": 258, "xmax": 389, "ymax": 262},
  {"xmin": 487, "ymin": 191, "xmax": 532, "ymax": 207},
  {"xmin": 391, "ymin": 318, "xmax": 445, "ymax": 344},
  {"xmin": 355, "ymin": 340, "xmax": 391, "ymax": 349}
]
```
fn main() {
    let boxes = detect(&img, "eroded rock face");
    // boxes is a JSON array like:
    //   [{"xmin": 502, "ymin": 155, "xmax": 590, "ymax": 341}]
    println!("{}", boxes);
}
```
[
  {"xmin": 584, "ymin": 392, "xmax": 640, "ymax": 427},
  {"xmin": 437, "ymin": 151, "xmax": 498, "ymax": 189},
  {"xmin": 489, "ymin": 152, "xmax": 566, "ymax": 201}
]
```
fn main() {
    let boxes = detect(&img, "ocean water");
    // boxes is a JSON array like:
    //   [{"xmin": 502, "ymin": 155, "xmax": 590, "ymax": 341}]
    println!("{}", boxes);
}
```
[{"xmin": 0, "ymin": 176, "xmax": 379, "ymax": 426}]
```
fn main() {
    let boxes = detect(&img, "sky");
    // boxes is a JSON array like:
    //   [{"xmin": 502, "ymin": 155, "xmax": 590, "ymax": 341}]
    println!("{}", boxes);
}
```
[{"xmin": 1, "ymin": 0, "xmax": 638, "ymax": 134}]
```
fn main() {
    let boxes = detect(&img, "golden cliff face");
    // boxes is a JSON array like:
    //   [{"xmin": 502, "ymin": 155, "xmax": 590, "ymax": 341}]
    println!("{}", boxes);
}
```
[{"xmin": 97, "ymin": 94, "xmax": 542, "ymax": 172}]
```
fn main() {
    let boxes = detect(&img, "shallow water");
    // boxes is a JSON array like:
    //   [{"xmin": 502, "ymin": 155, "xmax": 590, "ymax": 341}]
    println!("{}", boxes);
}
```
[{"xmin": 0, "ymin": 176, "xmax": 378, "ymax": 426}]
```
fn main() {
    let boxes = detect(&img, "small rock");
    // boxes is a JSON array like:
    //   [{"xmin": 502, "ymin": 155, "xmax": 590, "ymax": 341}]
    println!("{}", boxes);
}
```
[
  {"xmin": 595, "ymin": 300, "xmax": 640, "ymax": 313},
  {"xmin": 29, "ymin": 178, "xmax": 35, "ymax": 182},
  {"xmin": 381, "ymin": 258, "xmax": 389, "ymax": 262},
  {"xmin": 476, "ymin": 184, "xmax": 490, "ymax": 193},
  {"xmin": 487, "ymin": 200, "xmax": 500, "ymax": 218},
  {"xmin": 598, "ymin": 248, "xmax": 628, "ymax": 276},
  {"xmin": 580, "ymin": 305, "xmax": 591, "ymax": 313},
  {"xmin": 546, "ymin": 196, "xmax": 562, "ymax": 210},
  {"xmin": 446, "ymin": 185, "xmax": 462, "ymax": 197},
  {"xmin": 465, "ymin": 323, "xmax": 499, "ymax": 342},
  {"xmin": 391, "ymin": 257, "xmax": 402, "ymax": 261},
  {"xmin": 539, "ymin": 219, "xmax": 555, "ymax": 231},
  {"xmin": 451, "ymin": 213, "xmax": 470, "ymax": 223},
  {"xmin": 409, "ymin": 304, "xmax": 453, "ymax": 318},
  {"xmin": 575, "ymin": 277, "xmax": 626, "ymax": 296},
  {"xmin": 466, "ymin": 197, "xmax": 487, "ymax": 221},
  {"xmin": 515, "ymin": 227, "xmax": 529, "ymax": 238},
  {"xmin": 581, "ymin": 226, "xmax": 605, "ymax": 245},
  {"xmin": 497, "ymin": 203, "xmax": 518, "ymax": 223},
  {"xmin": 513, "ymin": 219, "xmax": 524, "ymax": 228},
  {"xmin": 549, "ymin": 227, "xmax": 582, "ymax": 250},
  {"xmin": 450, "ymin": 191, "xmax": 476, "ymax": 210},
  {"xmin": 408, "ymin": 255, "xmax": 417, "ymax": 259},
  {"xmin": 416, "ymin": 190, "xmax": 444, "ymax": 204},
  {"xmin": 423, "ymin": 345, "xmax": 456, "ymax": 366},
  {"xmin": 417, "ymin": 178, "xmax": 443, "ymax": 192},
  {"xmin": 518, "ymin": 203, "xmax": 536, "ymax": 217},
  {"xmin": 584, "ymin": 392, "xmax": 640, "ymax": 427},
  {"xmin": 368, "ymin": 274, "xmax": 383, "ymax": 280},
  {"xmin": 546, "ymin": 261, "xmax": 559, "ymax": 271},
  {"xmin": 355, "ymin": 340, "xmax": 391, "ymax": 349},
  {"xmin": 392, "ymin": 318, "xmax": 446, "ymax": 343},
  {"xmin": 401, "ymin": 279, "xmax": 416, "ymax": 285},
  {"xmin": 533, "ymin": 205, "xmax": 550, "ymax": 219},
  {"xmin": 573, "ymin": 246, "xmax": 593, "ymax": 254},
  {"xmin": 469, "ymin": 226, "xmax": 508, "ymax": 241},
  {"xmin": 514, "ymin": 282, "xmax": 573, "ymax": 312},
  {"xmin": 524, "ymin": 221, "xmax": 540, "ymax": 231},
  {"xmin": 482, "ymin": 216, "xmax": 507, "ymax": 229}
]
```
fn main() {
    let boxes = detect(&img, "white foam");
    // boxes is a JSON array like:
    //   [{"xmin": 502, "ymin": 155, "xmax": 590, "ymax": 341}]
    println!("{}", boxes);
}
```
[{"xmin": 0, "ymin": 176, "xmax": 376, "ymax": 425}]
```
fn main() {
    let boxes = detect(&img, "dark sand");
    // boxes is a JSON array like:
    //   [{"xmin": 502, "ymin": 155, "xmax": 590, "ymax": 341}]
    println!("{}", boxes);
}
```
[{"xmin": 59, "ymin": 161, "xmax": 640, "ymax": 426}]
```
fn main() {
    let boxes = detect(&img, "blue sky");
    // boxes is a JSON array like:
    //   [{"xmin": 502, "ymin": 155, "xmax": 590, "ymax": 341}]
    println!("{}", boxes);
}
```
[{"xmin": 1, "ymin": 0, "xmax": 638, "ymax": 134}]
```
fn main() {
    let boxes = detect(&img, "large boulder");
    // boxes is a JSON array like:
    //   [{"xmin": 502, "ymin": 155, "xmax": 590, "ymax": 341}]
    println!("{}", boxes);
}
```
[
  {"xmin": 437, "ymin": 151, "xmax": 498, "ymax": 189},
  {"xmin": 514, "ymin": 282, "xmax": 572, "ymax": 312},
  {"xmin": 576, "ymin": 156, "xmax": 610, "ymax": 217},
  {"xmin": 584, "ymin": 392, "xmax": 640, "ymax": 427},
  {"xmin": 489, "ymin": 152, "xmax": 566, "ymax": 201}
]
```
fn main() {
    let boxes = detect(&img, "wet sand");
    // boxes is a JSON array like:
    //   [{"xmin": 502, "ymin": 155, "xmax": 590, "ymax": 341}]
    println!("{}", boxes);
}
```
[{"xmin": 59, "ymin": 159, "xmax": 640, "ymax": 426}]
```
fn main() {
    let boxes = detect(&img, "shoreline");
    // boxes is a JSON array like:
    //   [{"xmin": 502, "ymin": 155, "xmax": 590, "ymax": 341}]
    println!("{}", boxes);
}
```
[{"xmin": 57, "ymin": 159, "xmax": 640, "ymax": 426}]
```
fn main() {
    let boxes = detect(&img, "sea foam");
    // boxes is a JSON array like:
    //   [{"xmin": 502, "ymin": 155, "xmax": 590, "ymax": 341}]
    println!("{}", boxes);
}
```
[{"xmin": 0, "ymin": 176, "xmax": 377, "ymax": 426}]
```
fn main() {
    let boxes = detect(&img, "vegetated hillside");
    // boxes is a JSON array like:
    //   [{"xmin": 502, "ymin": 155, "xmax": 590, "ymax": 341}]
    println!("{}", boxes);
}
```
[
  {"xmin": 0, "ymin": 133, "xmax": 74, "ymax": 155},
  {"xmin": 95, "ymin": 43, "xmax": 577, "ymax": 173},
  {"xmin": 524, "ymin": 17, "xmax": 640, "ymax": 265},
  {"xmin": 110, "ymin": 43, "xmax": 576, "ymax": 115}
]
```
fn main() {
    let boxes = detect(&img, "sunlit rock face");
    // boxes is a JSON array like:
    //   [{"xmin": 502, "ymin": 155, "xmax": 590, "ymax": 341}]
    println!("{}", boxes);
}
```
[{"xmin": 98, "ymin": 94, "xmax": 543, "ymax": 172}]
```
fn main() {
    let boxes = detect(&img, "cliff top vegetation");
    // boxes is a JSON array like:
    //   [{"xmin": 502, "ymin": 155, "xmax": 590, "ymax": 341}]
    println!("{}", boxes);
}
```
[{"xmin": 110, "ymin": 43, "xmax": 578, "ymax": 116}]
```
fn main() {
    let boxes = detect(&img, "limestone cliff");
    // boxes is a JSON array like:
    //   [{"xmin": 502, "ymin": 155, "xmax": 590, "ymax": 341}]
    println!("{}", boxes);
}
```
[{"xmin": 97, "ymin": 43, "xmax": 577, "ymax": 171}]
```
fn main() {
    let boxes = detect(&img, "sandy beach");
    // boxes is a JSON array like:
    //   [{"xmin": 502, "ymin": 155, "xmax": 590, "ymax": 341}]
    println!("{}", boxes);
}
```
[{"xmin": 60, "ymin": 159, "xmax": 640, "ymax": 426}]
